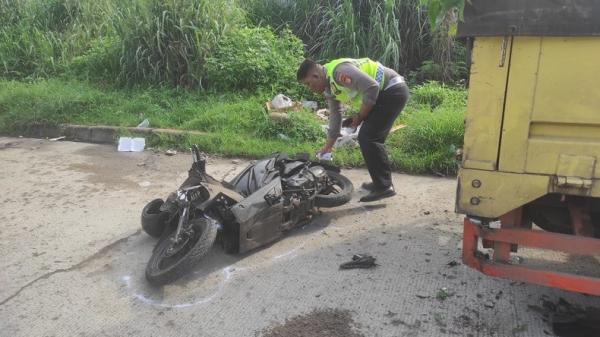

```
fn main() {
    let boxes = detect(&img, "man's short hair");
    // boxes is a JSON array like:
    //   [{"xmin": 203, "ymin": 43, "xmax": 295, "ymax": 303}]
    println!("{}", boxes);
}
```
[{"xmin": 297, "ymin": 59, "xmax": 318, "ymax": 81}]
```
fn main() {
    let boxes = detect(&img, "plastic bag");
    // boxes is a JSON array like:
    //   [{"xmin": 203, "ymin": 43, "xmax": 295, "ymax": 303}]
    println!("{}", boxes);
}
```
[{"xmin": 271, "ymin": 94, "xmax": 293, "ymax": 109}]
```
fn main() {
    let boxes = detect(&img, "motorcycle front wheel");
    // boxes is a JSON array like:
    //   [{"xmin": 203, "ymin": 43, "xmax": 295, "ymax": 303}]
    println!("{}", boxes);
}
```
[
  {"xmin": 314, "ymin": 170, "xmax": 354, "ymax": 208},
  {"xmin": 145, "ymin": 217, "xmax": 218, "ymax": 285}
]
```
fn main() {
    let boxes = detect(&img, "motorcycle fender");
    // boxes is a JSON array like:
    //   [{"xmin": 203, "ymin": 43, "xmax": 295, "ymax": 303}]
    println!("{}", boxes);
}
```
[{"xmin": 230, "ymin": 178, "xmax": 284, "ymax": 253}]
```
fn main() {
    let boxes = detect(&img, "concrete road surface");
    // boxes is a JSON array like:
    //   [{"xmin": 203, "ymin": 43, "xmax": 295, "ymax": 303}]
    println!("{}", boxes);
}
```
[{"xmin": 1, "ymin": 137, "xmax": 598, "ymax": 337}]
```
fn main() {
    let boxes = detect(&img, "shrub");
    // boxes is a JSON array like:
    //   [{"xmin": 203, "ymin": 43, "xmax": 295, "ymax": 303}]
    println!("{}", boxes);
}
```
[
  {"xmin": 205, "ymin": 27, "xmax": 304, "ymax": 94},
  {"xmin": 256, "ymin": 110, "xmax": 323, "ymax": 142}
]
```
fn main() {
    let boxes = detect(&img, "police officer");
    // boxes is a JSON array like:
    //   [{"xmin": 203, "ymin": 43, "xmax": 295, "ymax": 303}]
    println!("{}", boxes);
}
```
[{"xmin": 297, "ymin": 58, "xmax": 409, "ymax": 202}]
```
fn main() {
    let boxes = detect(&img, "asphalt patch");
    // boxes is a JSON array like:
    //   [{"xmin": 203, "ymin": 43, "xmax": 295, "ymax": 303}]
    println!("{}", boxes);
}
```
[{"xmin": 261, "ymin": 308, "xmax": 364, "ymax": 337}]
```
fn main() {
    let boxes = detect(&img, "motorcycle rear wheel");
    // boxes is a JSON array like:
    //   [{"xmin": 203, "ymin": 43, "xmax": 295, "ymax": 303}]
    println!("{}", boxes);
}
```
[
  {"xmin": 314, "ymin": 170, "xmax": 354, "ymax": 208},
  {"xmin": 145, "ymin": 217, "xmax": 217, "ymax": 285}
]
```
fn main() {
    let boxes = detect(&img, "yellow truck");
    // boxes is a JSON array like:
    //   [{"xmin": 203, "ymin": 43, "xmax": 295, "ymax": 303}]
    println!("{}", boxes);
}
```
[{"xmin": 455, "ymin": 0, "xmax": 600, "ymax": 294}]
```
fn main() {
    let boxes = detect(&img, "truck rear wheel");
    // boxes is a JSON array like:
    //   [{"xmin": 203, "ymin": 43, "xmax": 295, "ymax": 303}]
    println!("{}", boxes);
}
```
[
  {"xmin": 528, "ymin": 204, "xmax": 600, "ymax": 238},
  {"xmin": 528, "ymin": 205, "xmax": 573, "ymax": 235}
]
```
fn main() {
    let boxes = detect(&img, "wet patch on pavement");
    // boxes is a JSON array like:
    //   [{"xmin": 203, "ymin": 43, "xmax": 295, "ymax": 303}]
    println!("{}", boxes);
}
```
[{"xmin": 260, "ymin": 308, "xmax": 364, "ymax": 337}]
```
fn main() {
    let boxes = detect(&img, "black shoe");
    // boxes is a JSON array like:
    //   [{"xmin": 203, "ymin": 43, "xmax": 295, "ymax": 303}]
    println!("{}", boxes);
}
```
[
  {"xmin": 361, "ymin": 182, "xmax": 376, "ymax": 191},
  {"xmin": 360, "ymin": 186, "xmax": 396, "ymax": 202}
]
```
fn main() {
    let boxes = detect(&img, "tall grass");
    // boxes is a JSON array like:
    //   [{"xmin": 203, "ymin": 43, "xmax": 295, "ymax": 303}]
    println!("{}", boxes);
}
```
[
  {"xmin": 0, "ymin": 0, "xmax": 245, "ymax": 87},
  {"xmin": 0, "ymin": 0, "xmax": 118, "ymax": 79},
  {"xmin": 115, "ymin": 0, "xmax": 246, "ymax": 88},
  {"xmin": 2, "ymin": 0, "xmax": 462, "ymax": 86},
  {"xmin": 243, "ymin": 0, "xmax": 431, "ymax": 74}
]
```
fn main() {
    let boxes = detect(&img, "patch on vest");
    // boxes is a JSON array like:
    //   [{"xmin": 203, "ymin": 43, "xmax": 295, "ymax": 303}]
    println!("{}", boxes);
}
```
[{"xmin": 337, "ymin": 73, "xmax": 352, "ymax": 86}]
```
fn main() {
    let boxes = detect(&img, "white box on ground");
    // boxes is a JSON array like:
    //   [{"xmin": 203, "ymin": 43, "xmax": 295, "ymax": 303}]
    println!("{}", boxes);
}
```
[{"xmin": 118, "ymin": 137, "xmax": 145, "ymax": 152}]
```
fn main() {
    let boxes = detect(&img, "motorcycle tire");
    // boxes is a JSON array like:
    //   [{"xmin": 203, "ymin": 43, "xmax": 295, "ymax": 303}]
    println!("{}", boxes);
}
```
[
  {"xmin": 145, "ymin": 217, "xmax": 218, "ymax": 285},
  {"xmin": 314, "ymin": 170, "xmax": 353, "ymax": 208},
  {"xmin": 141, "ymin": 199, "xmax": 170, "ymax": 238}
]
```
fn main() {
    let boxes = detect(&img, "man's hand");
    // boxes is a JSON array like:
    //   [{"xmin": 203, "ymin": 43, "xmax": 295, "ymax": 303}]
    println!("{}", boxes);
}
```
[
  {"xmin": 342, "ymin": 117, "xmax": 353, "ymax": 128},
  {"xmin": 317, "ymin": 137, "xmax": 336, "ymax": 158},
  {"xmin": 351, "ymin": 113, "xmax": 365, "ymax": 129}
]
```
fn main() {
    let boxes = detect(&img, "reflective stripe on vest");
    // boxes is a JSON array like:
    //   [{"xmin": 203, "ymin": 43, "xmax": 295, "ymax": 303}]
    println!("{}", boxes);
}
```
[{"xmin": 323, "ymin": 58, "xmax": 384, "ymax": 104}]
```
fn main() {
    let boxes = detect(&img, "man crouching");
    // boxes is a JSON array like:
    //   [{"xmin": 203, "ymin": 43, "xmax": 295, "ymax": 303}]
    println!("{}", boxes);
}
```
[{"xmin": 297, "ymin": 58, "xmax": 409, "ymax": 202}]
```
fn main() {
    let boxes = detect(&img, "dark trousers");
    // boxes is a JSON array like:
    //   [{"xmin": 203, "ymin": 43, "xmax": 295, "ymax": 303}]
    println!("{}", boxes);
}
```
[{"xmin": 358, "ymin": 83, "xmax": 409, "ymax": 189}]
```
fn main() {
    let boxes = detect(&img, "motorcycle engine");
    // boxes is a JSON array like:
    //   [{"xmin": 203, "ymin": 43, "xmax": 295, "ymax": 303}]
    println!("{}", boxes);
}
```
[
  {"xmin": 282, "ymin": 165, "xmax": 326, "ymax": 206},
  {"xmin": 284, "ymin": 166, "xmax": 326, "ymax": 189},
  {"xmin": 279, "ymin": 165, "xmax": 328, "ymax": 229}
]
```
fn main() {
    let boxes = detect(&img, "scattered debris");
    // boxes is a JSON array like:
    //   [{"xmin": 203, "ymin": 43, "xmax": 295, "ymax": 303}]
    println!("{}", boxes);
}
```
[
  {"xmin": 423, "ymin": 211, "xmax": 431, "ymax": 215},
  {"xmin": 49, "ymin": 136, "xmax": 66, "ymax": 141},
  {"xmin": 268, "ymin": 112, "xmax": 290, "ymax": 121},
  {"xmin": 301, "ymin": 100, "xmax": 318, "ymax": 111},
  {"xmin": 231, "ymin": 159, "xmax": 240, "ymax": 165},
  {"xmin": 0, "ymin": 141, "xmax": 21, "ymax": 150},
  {"xmin": 165, "ymin": 149, "xmax": 177, "ymax": 156},
  {"xmin": 484, "ymin": 301, "xmax": 495, "ymax": 309},
  {"xmin": 261, "ymin": 308, "xmax": 364, "ymax": 337},
  {"xmin": 314, "ymin": 109, "xmax": 329, "ymax": 121},
  {"xmin": 433, "ymin": 313, "xmax": 447, "ymax": 327},
  {"xmin": 333, "ymin": 126, "xmax": 360, "ymax": 148},
  {"xmin": 339, "ymin": 254, "xmax": 378, "ymax": 270},
  {"xmin": 495, "ymin": 291, "xmax": 503, "ymax": 300},
  {"xmin": 384, "ymin": 311, "xmax": 397, "ymax": 318},
  {"xmin": 447, "ymin": 260, "xmax": 459, "ymax": 267},
  {"xmin": 271, "ymin": 94, "xmax": 294, "ymax": 109},
  {"xmin": 390, "ymin": 319, "xmax": 403, "ymax": 326},
  {"xmin": 137, "ymin": 119, "xmax": 150, "ymax": 128},
  {"xmin": 416, "ymin": 293, "xmax": 430, "ymax": 299},
  {"xmin": 138, "ymin": 181, "xmax": 151, "ymax": 188},
  {"xmin": 137, "ymin": 162, "xmax": 146, "ymax": 167},
  {"xmin": 118, "ymin": 137, "xmax": 145, "ymax": 152},
  {"xmin": 530, "ymin": 298, "xmax": 600, "ymax": 337},
  {"xmin": 390, "ymin": 319, "xmax": 422, "ymax": 330},
  {"xmin": 509, "ymin": 255, "xmax": 524, "ymax": 264},
  {"xmin": 512, "ymin": 324, "xmax": 528, "ymax": 334},
  {"xmin": 390, "ymin": 124, "xmax": 407, "ymax": 133},
  {"xmin": 454, "ymin": 315, "xmax": 472, "ymax": 328},
  {"xmin": 436, "ymin": 287, "xmax": 454, "ymax": 301}
]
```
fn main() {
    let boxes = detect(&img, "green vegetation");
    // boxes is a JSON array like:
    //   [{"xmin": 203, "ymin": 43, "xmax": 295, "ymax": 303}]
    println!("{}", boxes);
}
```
[
  {"xmin": 0, "ymin": 0, "xmax": 468, "ymax": 175},
  {"xmin": 243, "ymin": 0, "xmax": 430, "ymax": 74},
  {"xmin": 206, "ymin": 28, "xmax": 304, "ymax": 94},
  {"xmin": 0, "ymin": 79, "xmax": 465, "ymax": 175}
]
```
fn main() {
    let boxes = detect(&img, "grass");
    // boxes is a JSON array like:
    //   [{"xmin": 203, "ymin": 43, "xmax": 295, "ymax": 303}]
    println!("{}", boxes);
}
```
[
  {"xmin": 0, "ymin": 79, "xmax": 466, "ymax": 175},
  {"xmin": 1, "ymin": 0, "xmax": 464, "ymax": 88},
  {"xmin": 243, "ymin": 0, "xmax": 432, "ymax": 73}
]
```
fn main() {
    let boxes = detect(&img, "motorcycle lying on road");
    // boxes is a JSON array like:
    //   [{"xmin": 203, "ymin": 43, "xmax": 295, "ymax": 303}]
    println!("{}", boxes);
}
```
[{"xmin": 141, "ymin": 145, "xmax": 353, "ymax": 285}]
